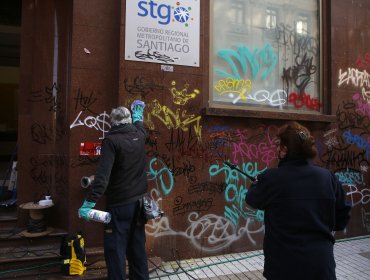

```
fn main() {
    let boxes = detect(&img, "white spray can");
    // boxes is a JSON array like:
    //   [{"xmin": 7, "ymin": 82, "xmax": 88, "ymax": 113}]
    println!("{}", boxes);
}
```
[{"xmin": 84, "ymin": 209, "xmax": 111, "ymax": 223}]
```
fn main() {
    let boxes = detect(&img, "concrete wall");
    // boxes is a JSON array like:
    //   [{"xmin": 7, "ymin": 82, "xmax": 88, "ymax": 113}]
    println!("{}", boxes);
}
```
[{"xmin": 18, "ymin": 0, "xmax": 370, "ymax": 260}]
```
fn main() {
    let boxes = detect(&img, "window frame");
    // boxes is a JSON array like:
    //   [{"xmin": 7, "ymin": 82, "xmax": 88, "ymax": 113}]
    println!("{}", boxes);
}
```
[
  {"xmin": 266, "ymin": 8, "xmax": 277, "ymax": 30},
  {"xmin": 296, "ymin": 14, "xmax": 309, "ymax": 35},
  {"xmin": 205, "ymin": 0, "xmax": 335, "ymax": 123}
]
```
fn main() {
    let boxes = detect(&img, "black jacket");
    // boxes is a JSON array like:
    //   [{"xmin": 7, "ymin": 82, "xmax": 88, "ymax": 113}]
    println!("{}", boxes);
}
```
[
  {"xmin": 245, "ymin": 157, "xmax": 351, "ymax": 280},
  {"xmin": 86, "ymin": 121, "xmax": 148, "ymax": 207}
]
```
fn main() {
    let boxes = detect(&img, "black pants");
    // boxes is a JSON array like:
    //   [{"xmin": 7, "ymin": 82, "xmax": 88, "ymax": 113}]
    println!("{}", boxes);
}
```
[{"xmin": 104, "ymin": 201, "xmax": 148, "ymax": 280}]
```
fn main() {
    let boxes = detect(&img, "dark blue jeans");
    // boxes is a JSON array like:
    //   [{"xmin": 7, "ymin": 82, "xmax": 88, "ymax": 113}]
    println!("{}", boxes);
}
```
[{"xmin": 104, "ymin": 201, "xmax": 148, "ymax": 280}]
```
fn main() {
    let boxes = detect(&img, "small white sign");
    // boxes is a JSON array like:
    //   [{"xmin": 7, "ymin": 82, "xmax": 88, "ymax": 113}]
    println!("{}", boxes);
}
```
[
  {"xmin": 161, "ymin": 65, "xmax": 174, "ymax": 72},
  {"xmin": 125, "ymin": 0, "xmax": 200, "ymax": 67}
]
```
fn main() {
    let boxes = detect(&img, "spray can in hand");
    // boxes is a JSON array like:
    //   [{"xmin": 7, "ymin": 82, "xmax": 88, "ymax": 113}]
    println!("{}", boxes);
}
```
[
  {"xmin": 89, "ymin": 209, "xmax": 111, "ymax": 223},
  {"xmin": 79, "ymin": 209, "xmax": 111, "ymax": 223}
]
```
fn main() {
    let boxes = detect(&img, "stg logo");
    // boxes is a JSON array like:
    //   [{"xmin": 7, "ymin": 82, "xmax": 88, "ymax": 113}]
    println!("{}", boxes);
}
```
[{"xmin": 137, "ymin": 0, "xmax": 191, "ymax": 26}]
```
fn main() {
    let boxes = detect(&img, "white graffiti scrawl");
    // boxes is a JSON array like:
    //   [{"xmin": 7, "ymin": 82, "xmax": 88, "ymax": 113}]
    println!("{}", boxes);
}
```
[
  {"xmin": 145, "ymin": 188, "xmax": 265, "ymax": 253},
  {"xmin": 70, "ymin": 111, "xmax": 111, "ymax": 139}
]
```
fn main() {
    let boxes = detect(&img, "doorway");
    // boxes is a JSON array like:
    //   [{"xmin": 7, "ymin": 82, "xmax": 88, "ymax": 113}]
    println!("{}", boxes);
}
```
[{"xmin": 0, "ymin": 1, "xmax": 21, "ymax": 207}]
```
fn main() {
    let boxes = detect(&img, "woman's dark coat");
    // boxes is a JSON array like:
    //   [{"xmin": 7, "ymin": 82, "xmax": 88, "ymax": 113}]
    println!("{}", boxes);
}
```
[{"xmin": 245, "ymin": 157, "xmax": 351, "ymax": 280}]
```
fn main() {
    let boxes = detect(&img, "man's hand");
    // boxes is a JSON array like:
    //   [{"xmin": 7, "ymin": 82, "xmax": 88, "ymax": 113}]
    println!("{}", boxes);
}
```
[
  {"xmin": 131, "ymin": 100, "xmax": 145, "ymax": 109},
  {"xmin": 131, "ymin": 100, "xmax": 145, "ymax": 123},
  {"xmin": 78, "ymin": 200, "xmax": 96, "ymax": 221}
]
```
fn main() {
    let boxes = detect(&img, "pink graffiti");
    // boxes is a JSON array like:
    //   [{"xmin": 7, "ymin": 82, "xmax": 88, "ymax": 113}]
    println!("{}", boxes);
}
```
[
  {"xmin": 353, "ymin": 93, "xmax": 370, "ymax": 118},
  {"xmin": 288, "ymin": 92, "xmax": 321, "ymax": 111},
  {"xmin": 232, "ymin": 127, "xmax": 278, "ymax": 166}
]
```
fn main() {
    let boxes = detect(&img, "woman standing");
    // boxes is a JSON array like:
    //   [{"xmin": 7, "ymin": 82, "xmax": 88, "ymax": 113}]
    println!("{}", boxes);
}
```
[{"xmin": 245, "ymin": 121, "xmax": 351, "ymax": 280}]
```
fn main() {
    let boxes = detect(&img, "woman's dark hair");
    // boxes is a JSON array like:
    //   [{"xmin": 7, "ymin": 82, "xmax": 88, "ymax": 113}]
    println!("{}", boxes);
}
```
[{"xmin": 277, "ymin": 121, "xmax": 317, "ymax": 159}]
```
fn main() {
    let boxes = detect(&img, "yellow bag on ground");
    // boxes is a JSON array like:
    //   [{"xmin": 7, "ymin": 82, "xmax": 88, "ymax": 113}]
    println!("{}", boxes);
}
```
[{"xmin": 60, "ymin": 233, "xmax": 87, "ymax": 275}]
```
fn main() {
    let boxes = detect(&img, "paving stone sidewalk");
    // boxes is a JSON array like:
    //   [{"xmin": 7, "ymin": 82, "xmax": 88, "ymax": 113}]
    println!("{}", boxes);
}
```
[{"xmin": 149, "ymin": 236, "xmax": 370, "ymax": 280}]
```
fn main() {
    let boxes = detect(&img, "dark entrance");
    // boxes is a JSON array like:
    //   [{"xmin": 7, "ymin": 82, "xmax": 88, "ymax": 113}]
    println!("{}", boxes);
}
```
[{"xmin": 0, "ymin": 1, "xmax": 21, "ymax": 210}]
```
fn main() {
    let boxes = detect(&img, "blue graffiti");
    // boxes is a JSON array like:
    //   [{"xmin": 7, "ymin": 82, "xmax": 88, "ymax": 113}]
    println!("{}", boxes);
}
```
[
  {"xmin": 225, "ymin": 183, "xmax": 247, "ymax": 203},
  {"xmin": 224, "ymin": 182, "xmax": 264, "ymax": 225},
  {"xmin": 335, "ymin": 168, "xmax": 364, "ymax": 186},
  {"xmin": 147, "ymin": 158, "xmax": 174, "ymax": 195},
  {"xmin": 241, "ymin": 161, "xmax": 267, "ymax": 178},
  {"xmin": 209, "ymin": 163, "xmax": 240, "ymax": 183},
  {"xmin": 215, "ymin": 44, "xmax": 278, "ymax": 80},
  {"xmin": 224, "ymin": 202, "xmax": 264, "ymax": 225},
  {"xmin": 209, "ymin": 163, "xmax": 265, "ymax": 225},
  {"xmin": 207, "ymin": 125, "xmax": 232, "ymax": 133},
  {"xmin": 209, "ymin": 162, "xmax": 265, "ymax": 184},
  {"xmin": 342, "ymin": 130, "xmax": 370, "ymax": 159}
]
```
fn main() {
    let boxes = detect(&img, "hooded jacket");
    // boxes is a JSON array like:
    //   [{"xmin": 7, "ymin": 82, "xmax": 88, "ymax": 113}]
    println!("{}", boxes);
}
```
[
  {"xmin": 86, "ymin": 121, "xmax": 148, "ymax": 207},
  {"xmin": 245, "ymin": 157, "xmax": 351, "ymax": 280}
]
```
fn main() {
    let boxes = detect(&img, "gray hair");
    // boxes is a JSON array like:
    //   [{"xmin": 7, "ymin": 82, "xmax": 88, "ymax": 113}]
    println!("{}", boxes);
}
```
[{"xmin": 110, "ymin": 106, "xmax": 132, "ymax": 126}]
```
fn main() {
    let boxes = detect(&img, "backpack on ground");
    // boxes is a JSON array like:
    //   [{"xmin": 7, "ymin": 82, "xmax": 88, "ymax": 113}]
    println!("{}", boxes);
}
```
[{"xmin": 60, "ymin": 233, "xmax": 87, "ymax": 275}]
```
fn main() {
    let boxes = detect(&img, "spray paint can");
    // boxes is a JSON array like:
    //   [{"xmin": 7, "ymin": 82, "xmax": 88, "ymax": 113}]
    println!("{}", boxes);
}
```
[{"xmin": 87, "ymin": 209, "xmax": 111, "ymax": 224}]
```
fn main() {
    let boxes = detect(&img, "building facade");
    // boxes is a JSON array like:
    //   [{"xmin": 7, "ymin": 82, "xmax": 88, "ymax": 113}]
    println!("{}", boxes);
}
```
[{"xmin": 17, "ymin": 0, "xmax": 370, "ymax": 260}]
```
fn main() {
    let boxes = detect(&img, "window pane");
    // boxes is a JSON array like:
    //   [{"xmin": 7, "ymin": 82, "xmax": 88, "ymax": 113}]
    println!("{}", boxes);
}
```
[
  {"xmin": 211, "ymin": 0, "xmax": 321, "ymax": 113},
  {"xmin": 266, "ymin": 8, "xmax": 277, "ymax": 29},
  {"xmin": 297, "ymin": 15, "xmax": 309, "ymax": 35}
]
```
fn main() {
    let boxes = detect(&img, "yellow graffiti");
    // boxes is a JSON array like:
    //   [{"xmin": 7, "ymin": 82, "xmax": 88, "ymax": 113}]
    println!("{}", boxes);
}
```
[
  {"xmin": 150, "ymin": 99, "xmax": 202, "ymax": 141},
  {"xmin": 170, "ymin": 81, "xmax": 200, "ymax": 105},
  {"xmin": 145, "ymin": 112, "xmax": 156, "ymax": 131},
  {"xmin": 214, "ymin": 78, "xmax": 252, "ymax": 100}
]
